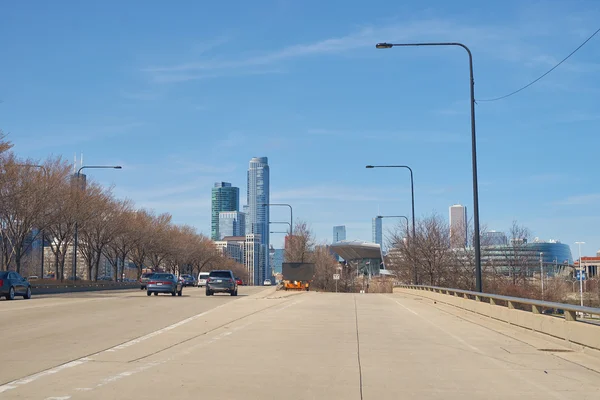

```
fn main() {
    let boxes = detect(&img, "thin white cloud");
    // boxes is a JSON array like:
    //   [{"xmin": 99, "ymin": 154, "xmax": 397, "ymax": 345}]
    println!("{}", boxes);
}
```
[
  {"xmin": 271, "ymin": 184, "xmax": 406, "ymax": 202},
  {"xmin": 555, "ymin": 194, "xmax": 600, "ymax": 206},
  {"xmin": 143, "ymin": 15, "xmax": 587, "ymax": 76}
]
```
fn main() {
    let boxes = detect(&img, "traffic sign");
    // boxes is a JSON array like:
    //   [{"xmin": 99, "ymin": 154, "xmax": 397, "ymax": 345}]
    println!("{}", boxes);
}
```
[{"xmin": 333, "ymin": 274, "xmax": 340, "ymax": 280}]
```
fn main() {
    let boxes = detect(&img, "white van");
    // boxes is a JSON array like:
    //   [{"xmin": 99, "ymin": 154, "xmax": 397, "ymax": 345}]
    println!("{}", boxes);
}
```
[{"xmin": 198, "ymin": 272, "xmax": 210, "ymax": 287}]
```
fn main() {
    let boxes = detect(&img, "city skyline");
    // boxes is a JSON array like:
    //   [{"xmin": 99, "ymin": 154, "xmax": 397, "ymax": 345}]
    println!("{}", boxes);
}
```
[{"xmin": 3, "ymin": 2, "xmax": 599, "ymax": 256}]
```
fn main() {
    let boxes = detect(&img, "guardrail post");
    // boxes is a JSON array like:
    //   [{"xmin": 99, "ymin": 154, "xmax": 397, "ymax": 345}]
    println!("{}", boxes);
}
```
[
  {"xmin": 475, "ymin": 295, "xmax": 481, "ymax": 302},
  {"xmin": 532, "ymin": 305, "xmax": 540, "ymax": 314},
  {"xmin": 489, "ymin": 298, "xmax": 496, "ymax": 306},
  {"xmin": 454, "ymin": 291, "xmax": 459, "ymax": 297},
  {"xmin": 508, "ymin": 301, "xmax": 515, "ymax": 309},
  {"xmin": 564, "ymin": 310, "xmax": 577, "ymax": 321},
  {"xmin": 463, "ymin": 293, "xmax": 469, "ymax": 300}
]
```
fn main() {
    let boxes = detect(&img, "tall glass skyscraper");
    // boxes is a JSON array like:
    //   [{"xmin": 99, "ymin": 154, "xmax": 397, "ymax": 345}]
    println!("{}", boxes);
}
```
[
  {"xmin": 372, "ymin": 218, "xmax": 382, "ymax": 247},
  {"xmin": 246, "ymin": 157, "xmax": 269, "ymax": 285},
  {"xmin": 333, "ymin": 226, "xmax": 346, "ymax": 243},
  {"xmin": 211, "ymin": 182, "xmax": 239, "ymax": 241},
  {"xmin": 218, "ymin": 211, "xmax": 246, "ymax": 239}
]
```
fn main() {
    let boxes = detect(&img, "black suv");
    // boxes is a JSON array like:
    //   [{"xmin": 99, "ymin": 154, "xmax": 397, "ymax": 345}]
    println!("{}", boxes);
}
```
[{"xmin": 206, "ymin": 270, "xmax": 238, "ymax": 296}]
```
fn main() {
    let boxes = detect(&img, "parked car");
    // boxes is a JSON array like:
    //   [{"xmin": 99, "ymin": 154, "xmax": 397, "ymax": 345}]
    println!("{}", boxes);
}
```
[
  {"xmin": 0, "ymin": 271, "xmax": 32, "ymax": 300},
  {"xmin": 206, "ymin": 270, "xmax": 238, "ymax": 296},
  {"xmin": 263, "ymin": 279, "xmax": 272, "ymax": 286},
  {"xmin": 235, "ymin": 278, "xmax": 243, "ymax": 286},
  {"xmin": 179, "ymin": 274, "xmax": 196, "ymax": 287},
  {"xmin": 146, "ymin": 273, "xmax": 183, "ymax": 297},
  {"xmin": 140, "ymin": 272, "xmax": 154, "ymax": 290},
  {"xmin": 197, "ymin": 272, "xmax": 210, "ymax": 288}
]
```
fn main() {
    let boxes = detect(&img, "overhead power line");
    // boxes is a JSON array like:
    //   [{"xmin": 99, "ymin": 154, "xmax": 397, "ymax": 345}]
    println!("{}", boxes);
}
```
[{"xmin": 477, "ymin": 26, "xmax": 600, "ymax": 102}]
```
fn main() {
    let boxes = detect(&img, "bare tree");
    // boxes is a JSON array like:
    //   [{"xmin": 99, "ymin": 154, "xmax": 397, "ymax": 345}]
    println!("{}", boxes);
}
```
[
  {"xmin": 284, "ymin": 221, "xmax": 315, "ymax": 263},
  {"xmin": 145, "ymin": 213, "xmax": 172, "ymax": 270},
  {"xmin": 102, "ymin": 200, "xmax": 134, "ymax": 281},
  {"xmin": 0, "ymin": 156, "xmax": 52, "ymax": 273}
]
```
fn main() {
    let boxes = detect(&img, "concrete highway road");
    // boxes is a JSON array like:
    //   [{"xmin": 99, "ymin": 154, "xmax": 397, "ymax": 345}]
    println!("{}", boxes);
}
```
[{"xmin": 1, "ymin": 288, "xmax": 600, "ymax": 399}]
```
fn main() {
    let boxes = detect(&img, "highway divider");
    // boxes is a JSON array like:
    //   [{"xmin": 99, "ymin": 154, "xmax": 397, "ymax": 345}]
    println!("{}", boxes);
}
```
[{"xmin": 31, "ymin": 282, "xmax": 139, "ymax": 295}]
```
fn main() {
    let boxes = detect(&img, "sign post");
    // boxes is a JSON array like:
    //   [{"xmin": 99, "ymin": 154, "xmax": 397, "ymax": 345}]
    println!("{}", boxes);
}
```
[{"xmin": 333, "ymin": 273, "xmax": 340, "ymax": 293}]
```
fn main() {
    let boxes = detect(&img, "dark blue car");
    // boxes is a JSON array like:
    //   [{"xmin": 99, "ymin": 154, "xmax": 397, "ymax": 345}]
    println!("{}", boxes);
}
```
[{"xmin": 0, "ymin": 271, "xmax": 32, "ymax": 300}]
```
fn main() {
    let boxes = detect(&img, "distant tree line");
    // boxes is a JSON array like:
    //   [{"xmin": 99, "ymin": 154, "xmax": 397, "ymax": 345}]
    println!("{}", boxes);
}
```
[{"xmin": 0, "ymin": 132, "xmax": 241, "ymax": 281}]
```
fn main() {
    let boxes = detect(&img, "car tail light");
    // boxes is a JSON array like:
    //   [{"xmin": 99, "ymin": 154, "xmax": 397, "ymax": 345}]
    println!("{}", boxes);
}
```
[
  {"xmin": 0, "ymin": 279, "xmax": 3, "ymax": 287},
  {"xmin": 148, "ymin": 281, "xmax": 156, "ymax": 285},
  {"xmin": 207, "ymin": 278, "xmax": 212, "ymax": 283}
]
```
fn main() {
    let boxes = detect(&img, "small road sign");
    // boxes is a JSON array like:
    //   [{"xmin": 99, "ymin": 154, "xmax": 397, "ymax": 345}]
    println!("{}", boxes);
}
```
[{"xmin": 333, "ymin": 274, "xmax": 340, "ymax": 280}]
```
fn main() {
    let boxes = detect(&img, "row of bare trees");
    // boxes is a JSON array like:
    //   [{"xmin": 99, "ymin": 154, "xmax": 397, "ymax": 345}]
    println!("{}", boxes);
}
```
[{"xmin": 0, "ymin": 134, "xmax": 239, "ymax": 281}]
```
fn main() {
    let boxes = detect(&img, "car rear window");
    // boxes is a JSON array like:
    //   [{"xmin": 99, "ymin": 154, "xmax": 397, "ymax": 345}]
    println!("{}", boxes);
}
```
[
  {"xmin": 209, "ymin": 271, "xmax": 232, "ymax": 278},
  {"xmin": 153, "ymin": 274, "xmax": 174, "ymax": 280},
  {"xmin": 142, "ymin": 273, "xmax": 154, "ymax": 278}
]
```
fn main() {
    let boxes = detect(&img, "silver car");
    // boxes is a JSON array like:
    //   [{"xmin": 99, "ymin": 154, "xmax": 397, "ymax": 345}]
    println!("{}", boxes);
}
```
[
  {"xmin": 0, "ymin": 271, "xmax": 32, "ymax": 300},
  {"xmin": 146, "ymin": 273, "xmax": 183, "ymax": 297},
  {"xmin": 206, "ymin": 270, "xmax": 238, "ymax": 296}
]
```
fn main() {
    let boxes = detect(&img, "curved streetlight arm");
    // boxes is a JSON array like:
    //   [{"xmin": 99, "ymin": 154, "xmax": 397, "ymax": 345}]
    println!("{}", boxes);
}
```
[
  {"xmin": 377, "ymin": 215, "xmax": 409, "ymax": 227},
  {"xmin": 374, "ymin": 41, "xmax": 481, "ymax": 292},
  {"xmin": 260, "ymin": 203, "xmax": 293, "ymax": 236},
  {"xmin": 77, "ymin": 165, "xmax": 122, "ymax": 176}
]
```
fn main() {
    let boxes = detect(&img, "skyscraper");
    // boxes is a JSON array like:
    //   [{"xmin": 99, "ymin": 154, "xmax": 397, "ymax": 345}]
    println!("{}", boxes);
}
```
[
  {"xmin": 333, "ymin": 226, "xmax": 346, "ymax": 243},
  {"xmin": 218, "ymin": 211, "xmax": 246, "ymax": 239},
  {"xmin": 372, "ymin": 218, "xmax": 382, "ymax": 247},
  {"xmin": 211, "ymin": 182, "xmax": 239, "ymax": 241},
  {"xmin": 246, "ymin": 157, "xmax": 270, "ymax": 285},
  {"xmin": 449, "ymin": 204, "xmax": 467, "ymax": 248}
]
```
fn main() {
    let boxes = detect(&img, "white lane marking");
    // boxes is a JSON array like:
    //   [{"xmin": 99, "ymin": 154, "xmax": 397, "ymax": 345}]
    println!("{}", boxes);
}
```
[
  {"xmin": 102, "ymin": 301, "xmax": 230, "ymax": 353},
  {"xmin": 71, "ymin": 300, "xmax": 297, "ymax": 393},
  {"xmin": 0, "ymin": 359, "xmax": 89, "ymax": 393},
  {"xmin": 0, "ymin": 301, "xmax": 230, "ymax": 395},
  {"xmin": 45, "ymin": 397, "xmax": 71, "ymax": 400},
  {"xmin": 0, "ymin": 298, "xmax": 110, "ymax": 313},
  {"xmin": 78, "ymin": 320, "xmax": 257, "ymax": 393},
  {"xmin": 393, "ymin": 299, "xmax": 418, "ymax": 315}
]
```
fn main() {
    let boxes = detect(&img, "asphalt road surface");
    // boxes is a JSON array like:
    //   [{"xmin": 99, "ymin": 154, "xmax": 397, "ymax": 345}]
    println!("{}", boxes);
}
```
[{"xmin": 1, "ymin": 287, "xmax": 600, "ymax": 399}]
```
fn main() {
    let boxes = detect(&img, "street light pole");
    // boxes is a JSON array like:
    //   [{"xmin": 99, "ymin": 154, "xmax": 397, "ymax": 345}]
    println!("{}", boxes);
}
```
[
  {"xmin": 575, "ymin": 241, "xmax": 585, "ymax": 307},
  {"xmin": 375, "ymin": 42, "xmax": 481, "ymax": 292},
  {"xmin": 72, "ymin": 165, "xmax": 122, "ymax": 282},
  {"xmin": 366, "ymin": 165, "xmax": 417, "ymax": 284},
  {"xmin": 539, "ymin": 252, "xmax": 544, "ymax": 300},
  {"xmin": 261, "ymin": 204, "xmax": 293, "ymax": 236}
]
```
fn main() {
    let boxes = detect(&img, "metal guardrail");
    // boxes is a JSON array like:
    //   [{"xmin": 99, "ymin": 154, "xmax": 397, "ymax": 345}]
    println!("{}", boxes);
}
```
[
  {"xmin": 31, "ymin": 282, "xmax": 139, "ymax": 295},
  {"xmin": 399, "ymin": 284, "xmax": 600, "ymax": 322}
]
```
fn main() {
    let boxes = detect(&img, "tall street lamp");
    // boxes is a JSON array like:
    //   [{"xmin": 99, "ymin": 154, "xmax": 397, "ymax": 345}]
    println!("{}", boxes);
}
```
[
  {"xmin": 377, "ymin": 215, "xmax": 409, "ymax": 249},
  {"xmin": 377, "ymin": 215, "xmax": 409, "ymax": 229},
  {"xmin": 72, "ymin": 165, "xmax": 122, "ymax": 281},
  {"xmin": 375, "ymin": 41, "xmax": 482, "ymax": 292},
  {"xmin": 260, "ymin": 203, "xmax": 293, "ymax": 236},
  {"xmin": 17, "ymin": 164, "xmax": 48, "ymax": 278},
  {"xmin": 366, "ymin": 165, "xmax": 417, "ymax": 284},
  {"xmin": 539, "ymin": 252, "xmax": 544, "ymax": 300},
  {"xmin": 575, "ymin": 241, "xmax": 585, "ymax": 307}
]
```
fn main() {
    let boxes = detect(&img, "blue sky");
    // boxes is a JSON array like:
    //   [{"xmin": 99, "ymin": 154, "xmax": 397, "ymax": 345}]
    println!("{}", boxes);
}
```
[{"xmin": 1, "ymin": 0, "xmax": 599, "ymax": 256}]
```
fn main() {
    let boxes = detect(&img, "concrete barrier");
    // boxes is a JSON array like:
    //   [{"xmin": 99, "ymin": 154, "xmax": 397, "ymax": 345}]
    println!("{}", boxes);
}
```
[
  {"xmin": 396, "ymin": 286, "xmax": 600, "ymax": 351},
  {"xmin": 31, "ymin": 283, "xmax": 139, "ymax": 295}
]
